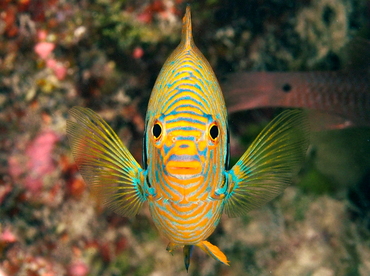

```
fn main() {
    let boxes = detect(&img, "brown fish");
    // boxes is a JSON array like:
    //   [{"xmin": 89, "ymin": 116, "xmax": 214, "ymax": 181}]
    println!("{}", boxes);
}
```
[
  {"xmin": 222, "ymin": 70, "xmax": 370, "ymax": 129},
  {"xmin": 222, "ymin": 39, "xmax": 370, "ymax": 129}
]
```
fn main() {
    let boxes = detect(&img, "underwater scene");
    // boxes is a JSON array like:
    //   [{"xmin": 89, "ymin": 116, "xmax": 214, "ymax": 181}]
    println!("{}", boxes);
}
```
[{"xmin": 1, "ymin": 0, "xmax": 370, "ymax": 275}]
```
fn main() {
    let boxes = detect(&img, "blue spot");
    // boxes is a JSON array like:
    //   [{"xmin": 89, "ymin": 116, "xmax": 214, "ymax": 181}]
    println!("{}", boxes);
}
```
[
  {"xmin": 205, "ymin": 209, "xmax": 213, "ymax": 219},
  {"xmin": 163, "ymin": 143, "xmax": 173, "ymax": 155}
]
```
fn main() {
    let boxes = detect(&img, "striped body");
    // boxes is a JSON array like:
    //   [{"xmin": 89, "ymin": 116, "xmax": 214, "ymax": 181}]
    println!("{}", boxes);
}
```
[{"xmin": 144, "ymin": 15, "xmax": 228, "ymax": 245}]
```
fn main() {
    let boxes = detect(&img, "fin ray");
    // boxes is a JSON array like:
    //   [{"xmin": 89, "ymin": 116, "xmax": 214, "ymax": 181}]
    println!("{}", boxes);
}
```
[
  {"xmin": 224, "ymin": 109, "xmax": 309, "ymax": 217},
  {"xmin": 66, "ymin": 106, "xmax": 146, "ymax": 217}
]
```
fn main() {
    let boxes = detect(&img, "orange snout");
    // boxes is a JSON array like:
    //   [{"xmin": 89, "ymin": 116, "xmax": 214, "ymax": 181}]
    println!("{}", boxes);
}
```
[{"xmin": 164, "ymin": 139, "xmax": 203, "ymax": 176}]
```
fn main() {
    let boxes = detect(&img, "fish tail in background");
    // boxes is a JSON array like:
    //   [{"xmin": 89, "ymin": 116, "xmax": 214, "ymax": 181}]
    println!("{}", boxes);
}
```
[
  {"xmin": 66, "ymin": 106, "xmax": 146, "ymax": 217},
  {"xmin": 224, "ymin": 109, "xmax": 310, "ymax": 217}
]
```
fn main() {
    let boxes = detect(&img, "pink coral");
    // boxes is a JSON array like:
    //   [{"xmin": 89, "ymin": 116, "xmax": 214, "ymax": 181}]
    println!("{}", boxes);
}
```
[
  {"xmin": 24, "ymin": 131, "xmax": 59, "ymax": 193},
  {"xmin": 0, "ymin": 228, "xmax": 17, "ymax": 243},
  {"xmin": 133, "ymin": 46, "xmax": 144, "ymax": 59},
  {"xmin": 46, "ymin": 59, "xmax": 68, "ymax": 80},
  {"xmin": 34, "ymin": 42, "xmax": 55, "ymax": 60},
  {"xmin": 46, "ymin": 58, "xmax": 57, "ymax": 68},
  {"xmin": 53, "ymin": 62, "xmax": 67, "ymax": 80},
  {"xmin": 67, "ymin": 261, "xmax": 89, "ymax": 276},
  {"xmin": 9, "ymin": 131, "xmax": 59, "ymax": 194}
]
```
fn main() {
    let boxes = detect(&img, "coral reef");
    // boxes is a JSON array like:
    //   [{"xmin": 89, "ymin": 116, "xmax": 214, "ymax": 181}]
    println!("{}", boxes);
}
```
[{"xmin": 0, "ymin": 0, "xmax": 369, "ymax": 275}]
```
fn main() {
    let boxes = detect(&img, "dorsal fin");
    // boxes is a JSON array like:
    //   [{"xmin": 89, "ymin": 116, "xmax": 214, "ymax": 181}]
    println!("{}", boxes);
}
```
[{"xmin": 181, "ymin": 6, "xmax": 194, "ymax": 48}]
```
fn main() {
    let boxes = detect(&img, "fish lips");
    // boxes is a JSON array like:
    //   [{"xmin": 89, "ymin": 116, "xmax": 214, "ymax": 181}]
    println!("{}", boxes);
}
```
[{"xmin": 165, "ymin": 157, "xmax": 202, "ymax": 178}]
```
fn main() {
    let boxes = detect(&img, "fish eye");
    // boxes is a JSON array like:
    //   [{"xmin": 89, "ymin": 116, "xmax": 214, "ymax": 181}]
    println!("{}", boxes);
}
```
[
  {"xmin": 209, "ymin": 123, "xmax": 219, "ymax": 141},
  {"xmin": 152, "ymin": 122, "xmax": 162, "ymax": 139},
  {"xmin": 282, "ymin": 83, "xmax": 292, "ymax": 92}
]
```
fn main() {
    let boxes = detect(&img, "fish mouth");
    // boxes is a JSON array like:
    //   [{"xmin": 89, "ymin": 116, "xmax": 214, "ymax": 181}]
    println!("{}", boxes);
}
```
[{"xmin": 166, "ymin": 161, "xmax": 202, "ymax": 176}]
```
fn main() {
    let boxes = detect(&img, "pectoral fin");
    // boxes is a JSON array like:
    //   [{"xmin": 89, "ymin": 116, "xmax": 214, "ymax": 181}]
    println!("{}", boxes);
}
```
[
  {"xmin": 66, "ymin": 106, "xmax": 146, "ymax": 217},
  {"xmin": 224, "ymin": 109, "xmax": 309, "ymax": 217}
]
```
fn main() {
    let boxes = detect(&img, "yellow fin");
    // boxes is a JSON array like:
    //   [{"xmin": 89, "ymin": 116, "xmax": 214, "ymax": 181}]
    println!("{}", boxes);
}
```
[
  {"xmin": 224, "ymin": 109, "xmax": 310, "ymax": 217},
  {"xmin": 197, "ymin": 241, "xmax": 230, "ymax": 266},
  {"xmin": 166, "ymin": 242, "xmax": 180, "ymax": 254},
  {"xmin": 66, "ymin": 106, "xmax": 146, "ymax": 217}
]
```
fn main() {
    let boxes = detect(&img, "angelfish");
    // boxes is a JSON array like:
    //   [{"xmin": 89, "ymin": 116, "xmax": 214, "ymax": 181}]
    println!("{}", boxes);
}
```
[{"xmin": 66, "ymin": 7, "xmax": 309, "ymax": 270}]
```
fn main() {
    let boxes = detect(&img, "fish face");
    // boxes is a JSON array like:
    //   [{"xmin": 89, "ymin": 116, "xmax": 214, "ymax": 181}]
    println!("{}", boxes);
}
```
[{"xmin": 149, "ymin": 113, "xmax": 222, "ymax": 180}]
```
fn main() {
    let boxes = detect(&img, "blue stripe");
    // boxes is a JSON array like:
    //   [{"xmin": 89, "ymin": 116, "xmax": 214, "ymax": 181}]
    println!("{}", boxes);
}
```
[
  {"xmin": 169, "ymin": 104, "xmax": 202, "ymax": 111},
  {"xmin": 166, "ymin": 115, "xmax": 205, "ymax": 125},
  {"xmin": 167, "ymin": 126, "xmax": 201, "ymax": 132},
  {"xmin": 170, "ymin": 110, "xmax": 204, "ymax": 116},
  {"xmin": 168, "ymin": 154, "xmax": 200, "ymax": 162},
  {"xmin": 164, "ymin": 93, "xmax": 205, "ymax": 110}
]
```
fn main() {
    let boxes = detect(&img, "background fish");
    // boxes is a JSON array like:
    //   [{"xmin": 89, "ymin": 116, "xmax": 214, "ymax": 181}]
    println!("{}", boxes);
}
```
[
  {"xmin": 222, "ymin": 59, "xmax": 370, "ymax": 129},
  {"xmin": 66, "ymin": 7, "xmax": 309, "ymax": 270}
]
